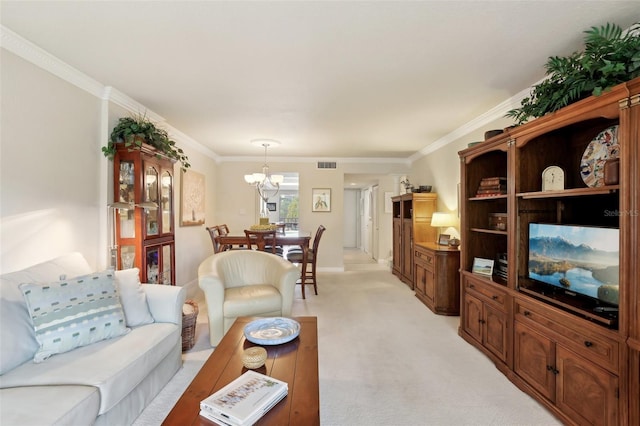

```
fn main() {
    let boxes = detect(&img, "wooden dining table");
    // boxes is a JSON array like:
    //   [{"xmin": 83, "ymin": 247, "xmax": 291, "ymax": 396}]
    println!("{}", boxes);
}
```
[{"xmin": 215, "ymin": 230, "xmax": 313, "ymax": 298}]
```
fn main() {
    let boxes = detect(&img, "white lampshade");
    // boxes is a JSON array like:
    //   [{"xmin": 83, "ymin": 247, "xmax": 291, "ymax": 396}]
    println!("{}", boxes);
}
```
[
  {"xmin": 271, "ymin": 174, "xmax": 284, "ymax": 185},
  {"xmin": 431, "ymin": 212, "xmax": 456, "ymax": 228}
]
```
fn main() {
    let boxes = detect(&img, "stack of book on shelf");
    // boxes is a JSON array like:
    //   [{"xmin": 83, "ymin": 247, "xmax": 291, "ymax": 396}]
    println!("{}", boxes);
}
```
[
  {"xmin": 200, "ymin": 370, "xmax": 288, "ymax": 426},
  {"xmin": 495, "ymin": 253, "xmax": 508, "ymax": 280},
  {"xmin": 476, "ymin": 177, "xmax": 507, "ymax": 197}
]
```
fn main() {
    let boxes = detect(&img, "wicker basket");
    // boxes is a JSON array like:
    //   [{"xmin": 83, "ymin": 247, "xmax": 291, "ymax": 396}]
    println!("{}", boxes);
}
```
[{"xmin": 182, "ymin": 299, "xmax": 198, "ymax": 352}]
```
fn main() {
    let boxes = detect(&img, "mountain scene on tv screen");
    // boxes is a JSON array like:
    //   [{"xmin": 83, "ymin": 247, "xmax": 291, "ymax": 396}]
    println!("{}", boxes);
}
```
[{"xmin": 528, "ymin": 235, "xmax": 619, "ymax": 304}]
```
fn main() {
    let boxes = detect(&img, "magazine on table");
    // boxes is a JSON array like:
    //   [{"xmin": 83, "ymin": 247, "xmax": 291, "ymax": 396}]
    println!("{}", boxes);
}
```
[{"xmin": 200, "ymin": 370, "xmax": 288, "ymax": 426}]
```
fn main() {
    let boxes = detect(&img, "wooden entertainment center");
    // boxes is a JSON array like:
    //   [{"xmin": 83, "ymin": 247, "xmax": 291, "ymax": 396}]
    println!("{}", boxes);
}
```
[{"xmin": 458, "ymin": 77, "xmax": 640, "ymax": 425}]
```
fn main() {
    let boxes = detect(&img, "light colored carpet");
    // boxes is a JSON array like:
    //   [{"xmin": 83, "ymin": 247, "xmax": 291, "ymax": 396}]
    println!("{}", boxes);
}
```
[{"xmin": 134, "ymin": 253, "xmax": 561, "ymax": 425}]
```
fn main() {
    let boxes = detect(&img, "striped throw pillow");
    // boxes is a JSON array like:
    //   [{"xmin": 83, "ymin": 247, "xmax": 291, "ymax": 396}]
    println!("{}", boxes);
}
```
[{"xmin": 20, "ymin": 270, "xmax": 129, "ymax": 362}]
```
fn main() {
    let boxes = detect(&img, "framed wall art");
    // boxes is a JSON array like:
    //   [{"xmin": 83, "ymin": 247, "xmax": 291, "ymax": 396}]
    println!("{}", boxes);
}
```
[
  {"xmin": 180, "ymin": 169, "xmax": 205, "ymax": 226},
  {"xmin": 312, "ymin": 188, "xmax": 331, "ymax": 212}
]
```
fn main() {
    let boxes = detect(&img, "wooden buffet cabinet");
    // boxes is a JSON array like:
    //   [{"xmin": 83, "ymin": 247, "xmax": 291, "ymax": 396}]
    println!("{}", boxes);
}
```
[
  {"xmin": 391, "ymin": 193, "xmax": 437, "ymax": 288},
  {"xmin": 458, "ymin": 77, "xmax": 640, "ymax": 425},
  {"xmin": 414, "ymin": 242, "xmax": 460, "ymax": 315},
  {"xmin": 113, "ymin": 143, "xmax": 176, "ymax": 285}
]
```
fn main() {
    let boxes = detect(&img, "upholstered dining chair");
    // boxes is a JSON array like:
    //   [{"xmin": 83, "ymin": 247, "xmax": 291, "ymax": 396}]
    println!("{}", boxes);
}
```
[
  {"xmin": 286, "ymin": 225, "xmax": 326, "ymax": 298},
  {"xmin": 198, "ymin": 250, "xmax": 299, "ymax": 346}
]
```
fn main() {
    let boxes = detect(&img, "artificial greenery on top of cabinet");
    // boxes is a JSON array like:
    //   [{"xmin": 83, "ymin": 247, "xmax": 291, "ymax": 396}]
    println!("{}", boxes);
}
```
[{"xmin": 507, "ymin": 21, "xmax": 640, "ymax": 125}]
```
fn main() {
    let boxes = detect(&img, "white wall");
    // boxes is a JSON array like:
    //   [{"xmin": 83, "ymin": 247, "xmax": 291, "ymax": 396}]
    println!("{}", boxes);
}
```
[
  {"xmin": 409, "ymin": 117, "xmax": 515, "ymax": 241},
  {"xmin": 0, "ymin": 49, "xmax": 218, "ymax": 295},
  {"xmin": 1, "ymin": 50, "xmax": 102, "ymax": 272}
]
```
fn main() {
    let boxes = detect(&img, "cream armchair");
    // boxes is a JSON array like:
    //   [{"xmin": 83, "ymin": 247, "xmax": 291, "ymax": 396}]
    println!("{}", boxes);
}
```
[{"xmin": 198, "ymin": 250, "xmax": 300, "ymax": 346}]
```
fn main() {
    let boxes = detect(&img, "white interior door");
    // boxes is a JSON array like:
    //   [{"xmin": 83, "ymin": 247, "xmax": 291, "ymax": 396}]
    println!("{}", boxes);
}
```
[
  {"xmin": 343, "ymin": 189, "xmax": 358, "ymax": 247},
  {"xmin": 372, "ymin": 185, "xmax": 379, "ymax": 260}
]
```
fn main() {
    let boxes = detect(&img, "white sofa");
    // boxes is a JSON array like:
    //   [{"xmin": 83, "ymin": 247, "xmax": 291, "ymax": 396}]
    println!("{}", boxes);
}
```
[
  {"xmin": 199, "ymin": 250, "xmax": 299, "ymax": 346},
  {"xmin": 0, "ymin": 252, "xmax": 186, "ymax": 426}
]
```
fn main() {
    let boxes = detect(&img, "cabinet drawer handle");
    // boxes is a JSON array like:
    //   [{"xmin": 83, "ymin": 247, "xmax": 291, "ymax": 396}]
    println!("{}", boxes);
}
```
[
  {"xmin": 584, "ymin": 341, "xmax": 593, "ymax": 347},
  {"xmin": 546, "ymin": 366, "xmax": 559, "ymax": 375},
  {"xmin": 492, "ymin": 295, "xmax": 499, "ymax": 300},
  {"xmin": 479, "ymin": 319, "xmax": 486, "ymax": 324},
  {"xmin": 523, "ymin": 311, "xmax": 531, "ymax": 317},
  {"xmin": 469, "ymin": 284, "xmax": 475, "ymax": 289}
]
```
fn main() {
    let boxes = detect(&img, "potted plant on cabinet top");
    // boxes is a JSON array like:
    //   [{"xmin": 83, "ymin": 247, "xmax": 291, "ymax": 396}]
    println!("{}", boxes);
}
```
[
  {"xmin": 507, "ymin": 22, "xmax": 640, "ymax": 125},
  {"xmin": 102, "ymin": 114, "xmax": 191, "ymax": 171}
]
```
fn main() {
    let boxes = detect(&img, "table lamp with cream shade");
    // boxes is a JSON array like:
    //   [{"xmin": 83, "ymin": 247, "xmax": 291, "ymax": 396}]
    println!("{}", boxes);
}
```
[{"xmin": 431, "ymin": 212, "xmax": 457, "ymax": 245}]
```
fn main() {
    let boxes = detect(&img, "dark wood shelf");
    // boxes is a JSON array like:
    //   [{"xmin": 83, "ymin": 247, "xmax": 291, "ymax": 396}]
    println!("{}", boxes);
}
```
[
  {"xmin": 518, "ymin": 185, "xmax": 619, "ymax": 199},
  {"xmin": 468, "ymin": 194, "xmax": 508, "ymax": 201},
  {"xmin": 470, "ymin": 227, "xmax": 508, "ymax": 236}
]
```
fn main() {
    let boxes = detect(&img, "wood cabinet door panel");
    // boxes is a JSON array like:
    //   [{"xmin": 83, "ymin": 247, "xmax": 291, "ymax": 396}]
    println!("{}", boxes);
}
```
[
  {"xmin": 514, "ymin": 321, "xmax": 556, "ymax": 400},
  {"xmin": 414, "ymin": 263, "xmax": 426, "ymax": 297},
  {"xmin": 392, "ymin": 219, "xmax": 402, "ymax": 273},
  {"xmin": 424, "ymin": 268, "xmax": 435, "ymax": 303},
  {"xmin": 556, "ymin": 346, "xmax": 618, "ymax": 426},
  {"xmin": 402, "ymin": 220, "xmax": 413, "ymax": 281},
  {"xmin": 484, "ymin": 304, "xmax": 508, "ymax": 362},
  {"xmin": 464, "ymin": 294, "xmax": 483, "ymax": 343}
]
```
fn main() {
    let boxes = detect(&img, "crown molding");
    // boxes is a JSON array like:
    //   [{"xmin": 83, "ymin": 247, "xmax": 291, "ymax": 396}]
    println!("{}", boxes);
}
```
[
  {"xmin": 1, "ymin": 25, "xmax": 104, "ymax": 98},
  {"xmin": 101, "ymin": 86, "xmax": 165, "ymax": 123},
  {"xmin": 407, "ymin": 86, "xmax": 533, "ymax": 164}
]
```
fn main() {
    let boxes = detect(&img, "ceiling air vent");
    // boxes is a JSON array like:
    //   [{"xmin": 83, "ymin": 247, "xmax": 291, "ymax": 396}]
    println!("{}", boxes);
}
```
[{"xmin": 317, "ymin": 161, "xmax": 337, "ymax": 169}]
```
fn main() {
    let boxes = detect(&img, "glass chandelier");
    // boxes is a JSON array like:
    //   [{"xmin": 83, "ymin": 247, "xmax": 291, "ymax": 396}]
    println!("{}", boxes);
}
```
[{"xmin": 244, "ymin": 139, "xmax": 284, "ymax": 204}]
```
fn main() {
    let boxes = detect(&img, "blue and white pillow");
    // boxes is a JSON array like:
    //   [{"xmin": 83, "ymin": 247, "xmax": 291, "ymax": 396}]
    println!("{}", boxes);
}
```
[{"xmin": 20, "ymin": 270, "xmax": 129, "ymax": 362}]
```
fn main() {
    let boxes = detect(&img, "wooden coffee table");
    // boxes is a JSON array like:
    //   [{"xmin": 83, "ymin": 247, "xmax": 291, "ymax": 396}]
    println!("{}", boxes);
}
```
[{"xmin": 162, "ymin": 316, "xmax": 319, "ymax": 426}]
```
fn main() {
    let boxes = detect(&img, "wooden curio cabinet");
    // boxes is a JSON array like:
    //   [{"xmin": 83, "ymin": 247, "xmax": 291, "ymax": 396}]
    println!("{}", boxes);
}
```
[{"xmin": 113, "ymin": 143, "xmax": 176, "ymax": 285}]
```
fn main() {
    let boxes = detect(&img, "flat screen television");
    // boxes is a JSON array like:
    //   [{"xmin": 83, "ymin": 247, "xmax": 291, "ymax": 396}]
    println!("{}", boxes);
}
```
[{"xmin": 527, "ymin": 223, "xmax": 620, "ymax": 307}]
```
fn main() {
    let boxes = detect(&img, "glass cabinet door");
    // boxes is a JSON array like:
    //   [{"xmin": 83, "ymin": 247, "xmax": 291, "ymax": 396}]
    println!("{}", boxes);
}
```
[
  {"xmin": 162, "ymin": 244, "xmax": 173, "ymax": 285},
  {"xmin": 145, "ymin": 166, "xmax": 159, "ymax": 236},
  {"xmin": 144, "ymin": 243, "xmax": 173, "ymax": 284},
  {"xmin": 145, "ymin": 246, "xmax": 160, "ymax": 283},
  {"xmin": 161, "ymin": 171, "xmax": 172, "ymax": 234},
  {"xmin": 118, "ymin": 161, "xmax": 135, "ymax": 239}
]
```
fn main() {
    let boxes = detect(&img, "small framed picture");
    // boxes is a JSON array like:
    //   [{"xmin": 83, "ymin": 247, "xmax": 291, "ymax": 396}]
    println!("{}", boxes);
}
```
[
  {"xmin": 438, "ymin": 234, "xmax": 451, "ymax": 245},
  {"xmin": 472, "ymin": 257, "xmax": 494, "ymax": 277},
  {"xmin": 266, "ymin": 202, "xmax": 276, "ymax": 212},
  {"xmin": 312, "ymin": 188, "xmax": 331, "ymax": 212}
]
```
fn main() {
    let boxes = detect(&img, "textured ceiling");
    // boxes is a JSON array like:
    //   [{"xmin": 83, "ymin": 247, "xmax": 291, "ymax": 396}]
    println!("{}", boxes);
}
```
[{"xmin": 2, "ymin": 1, "xmax": 639, "ymax": 160}]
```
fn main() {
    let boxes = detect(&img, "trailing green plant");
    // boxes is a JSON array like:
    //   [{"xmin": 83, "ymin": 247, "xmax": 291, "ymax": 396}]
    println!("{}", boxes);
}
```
[
  {"xmin": 507, "ymin": 22, "xmax": 640, "ymax": 125},
  {"xmin": 102, "ymin": 114, "xmax": 191, "ymax": 171}
]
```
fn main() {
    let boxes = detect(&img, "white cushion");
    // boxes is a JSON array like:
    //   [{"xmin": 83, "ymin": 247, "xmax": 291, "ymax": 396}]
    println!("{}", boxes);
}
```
[
  {"xmin": 20, "ymin": 270, "xmax": 129, "ymax": 362},
  {"xmin": 0, "ymin": 252, "xmax": 92, "ymax": 374},
  {"xmin": 0, "ymin": 385, "xmax": 100, "ymax": 426},
  {"xmin": 224, "ymin": 284, "xmax": 282, "ymax": 317},
  {"xmin": 0, "ymin": 322, "xmax": 179, "ymax": 415},
  {"xmin": 115, "ymin": 268, "xmax": 154, "ymax": 327}
]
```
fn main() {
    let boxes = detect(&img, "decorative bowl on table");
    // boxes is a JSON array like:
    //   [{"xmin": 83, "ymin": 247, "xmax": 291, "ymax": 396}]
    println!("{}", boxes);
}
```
[{"xmin": 243, "ymin": 317, "xmax": 301, "ymax": 345}]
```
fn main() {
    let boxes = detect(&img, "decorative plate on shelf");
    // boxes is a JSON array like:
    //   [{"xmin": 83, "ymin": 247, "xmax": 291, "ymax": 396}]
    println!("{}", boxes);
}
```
[
  {"xmin": 243, "ymin": 317, "xmax": 300, "ymax": 345},
  {"xmin": 580, "ymin": 125, "xmax": 619, "ymax": 187}
]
